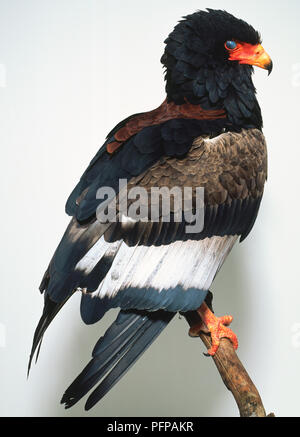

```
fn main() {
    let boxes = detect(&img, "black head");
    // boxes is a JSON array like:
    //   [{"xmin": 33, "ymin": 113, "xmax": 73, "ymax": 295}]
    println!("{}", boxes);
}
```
[{"xmin": 161, "ymin": 9, "xmax": 272, "ymax": 130}]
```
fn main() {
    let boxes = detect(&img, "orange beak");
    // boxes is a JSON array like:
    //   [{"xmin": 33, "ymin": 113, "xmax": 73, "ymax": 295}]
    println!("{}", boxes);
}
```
[{"xmin": 228, "ymin": 42, "xmax": 273, "ymax": 75}]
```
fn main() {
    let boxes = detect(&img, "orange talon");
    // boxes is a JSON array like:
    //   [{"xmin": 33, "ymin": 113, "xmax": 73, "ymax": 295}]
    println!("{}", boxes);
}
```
[{"xmin": 189, "ymin": 302, "xmax": 238, "ymax": 356}]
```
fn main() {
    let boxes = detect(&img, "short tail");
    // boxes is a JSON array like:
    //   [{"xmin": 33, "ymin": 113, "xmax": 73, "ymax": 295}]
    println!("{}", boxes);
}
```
[{"xmin": 61, "ymin": 309, "xmax": 175, "ymax": 410}]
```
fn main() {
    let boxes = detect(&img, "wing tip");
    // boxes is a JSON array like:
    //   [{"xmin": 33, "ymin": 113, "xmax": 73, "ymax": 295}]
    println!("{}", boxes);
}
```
[{"xmin": 59, "ymin": 310, "xmax": 174, "ymax": 410}]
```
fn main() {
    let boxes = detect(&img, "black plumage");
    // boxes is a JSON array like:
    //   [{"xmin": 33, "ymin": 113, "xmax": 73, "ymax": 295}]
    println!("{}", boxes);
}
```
[
  {"xmin": 61, "ymin": 310, "xmax": 175, "ymax": 410},
  {"xmin": 162, "ymin": 10, "xmax": 262, "ymax": 124},
  {"xmin": 29, "ymin": 8, "xmax": 271, "ymax": 411}
]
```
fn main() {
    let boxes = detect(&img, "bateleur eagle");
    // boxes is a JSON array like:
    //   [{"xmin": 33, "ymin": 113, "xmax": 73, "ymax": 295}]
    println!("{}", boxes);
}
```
[{"xmin": 29, "ymin": 9, "xmax": 272, "ymax": 410}]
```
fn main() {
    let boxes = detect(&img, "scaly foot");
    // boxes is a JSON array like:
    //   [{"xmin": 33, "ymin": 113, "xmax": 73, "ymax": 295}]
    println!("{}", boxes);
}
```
[{"xmin": 189, "ymin": 302, "xmax": 238, "ymax": 356}]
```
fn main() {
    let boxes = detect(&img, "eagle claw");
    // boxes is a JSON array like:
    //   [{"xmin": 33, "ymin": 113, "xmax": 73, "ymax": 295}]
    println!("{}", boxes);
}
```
[{"xmin": 188, "ymin": 303, "xmax": 238, "ymax": 356}]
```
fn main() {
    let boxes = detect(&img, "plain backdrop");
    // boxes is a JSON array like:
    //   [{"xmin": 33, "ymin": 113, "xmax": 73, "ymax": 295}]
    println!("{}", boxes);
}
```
[{"xmin": 0, "ymin": 0, "xmax": 299, "ymax": 417}]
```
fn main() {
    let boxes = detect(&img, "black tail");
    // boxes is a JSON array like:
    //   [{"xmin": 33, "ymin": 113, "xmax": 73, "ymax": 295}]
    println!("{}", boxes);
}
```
[
  {"xmin": 61, "ymin": 309, "xmax": 175, "ymax": 410},
  {"xmin": 27, "ymin": 294, "xmax": 73, "ymax": 376}
]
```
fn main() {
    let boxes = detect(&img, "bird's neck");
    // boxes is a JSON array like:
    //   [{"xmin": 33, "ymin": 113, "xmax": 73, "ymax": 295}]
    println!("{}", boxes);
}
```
[{"xmin": 165, "ymin": 64, "xmax": 263, "ymax": 131}]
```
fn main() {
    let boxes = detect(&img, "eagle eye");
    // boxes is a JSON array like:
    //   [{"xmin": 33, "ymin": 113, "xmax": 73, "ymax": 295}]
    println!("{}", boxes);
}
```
[{"xmin": 225, "ymin": 40, "xmax": 237, "ymax": 50}]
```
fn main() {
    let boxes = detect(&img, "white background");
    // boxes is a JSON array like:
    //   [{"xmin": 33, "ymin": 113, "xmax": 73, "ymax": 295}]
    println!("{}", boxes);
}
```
[{"xmin": 0, "ymin": 0, "xmax": 299, "ymax": 417}]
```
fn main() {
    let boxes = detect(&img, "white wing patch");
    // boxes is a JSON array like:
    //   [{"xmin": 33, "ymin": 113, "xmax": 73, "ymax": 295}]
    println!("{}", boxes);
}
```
[
  {"xmin": 78, "ymin": 235, "xmax": 238, "ymax": 299},
  {"xmin": 75, "ymin": 236, "xmax": 121, "ymax": 275}
]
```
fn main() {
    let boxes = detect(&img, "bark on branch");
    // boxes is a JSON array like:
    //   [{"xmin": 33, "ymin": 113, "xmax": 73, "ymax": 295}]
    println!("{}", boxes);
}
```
[{"xmin": 184, "ymin": 309, "xmax": 275, "ymax": 417}]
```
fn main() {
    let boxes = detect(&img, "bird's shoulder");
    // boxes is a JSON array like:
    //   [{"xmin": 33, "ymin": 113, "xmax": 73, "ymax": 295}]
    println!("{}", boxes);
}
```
[{"xmin": 65, "ymin": 101, "xmax": 228, "ymax": 220}]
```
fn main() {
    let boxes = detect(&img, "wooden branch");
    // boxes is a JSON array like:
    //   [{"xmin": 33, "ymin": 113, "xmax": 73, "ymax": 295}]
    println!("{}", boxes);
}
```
[{"xmin": 184, "ymin": 311, "xmax": 274, "ymax": 417}]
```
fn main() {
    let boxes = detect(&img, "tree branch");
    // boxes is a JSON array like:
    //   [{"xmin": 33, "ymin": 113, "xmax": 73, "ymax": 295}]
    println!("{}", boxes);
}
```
[{"xmin": 184, "ymin": 310, "xmax": 275, "ymax": 417}]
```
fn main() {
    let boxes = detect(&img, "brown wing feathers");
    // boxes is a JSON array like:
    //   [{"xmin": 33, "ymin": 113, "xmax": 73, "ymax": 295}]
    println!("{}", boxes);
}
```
[
  {"xmin": 106, "ymin": 128, "xmax": 267, "ymax": 245},
  {"xmin": 127, "ymin": 129, "xmax": 267, "ymax": 204}
]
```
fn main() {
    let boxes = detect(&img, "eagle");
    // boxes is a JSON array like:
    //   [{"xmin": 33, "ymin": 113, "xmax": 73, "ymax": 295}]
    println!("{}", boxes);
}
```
[{"xmin": 28, "ymin": 9, "xmax": 272, "ymax": 411}]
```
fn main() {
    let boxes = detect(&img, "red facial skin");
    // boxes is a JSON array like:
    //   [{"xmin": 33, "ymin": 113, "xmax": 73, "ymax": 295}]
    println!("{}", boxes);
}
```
[{"xmin": 225, "ymin": 41, "xmax": 273, "ymax": 71}]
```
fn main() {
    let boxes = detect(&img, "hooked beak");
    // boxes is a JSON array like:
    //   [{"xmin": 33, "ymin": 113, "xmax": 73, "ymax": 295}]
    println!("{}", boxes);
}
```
[{"xmin": 228, "ymin": 43, "xmax": 273, "ymax": 75}]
